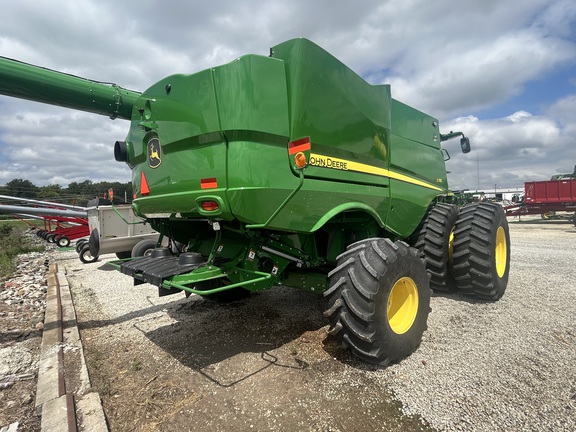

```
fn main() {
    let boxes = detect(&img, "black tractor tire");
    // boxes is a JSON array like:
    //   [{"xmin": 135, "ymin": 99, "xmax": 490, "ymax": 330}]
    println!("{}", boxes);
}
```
[
  {"xmin": 452, "ymin": 202, "xmax": 510, "ymax": 300},
  {"xmin": 79, "ymin": 245, "xmax": 98, "ymax": 264},
  {"xmin": 414, "ymin": 203, "xmax": 459, "ymax": 292},
  {"xmin": 115, "ymin": 251, "xmax": 132, "ymax": 259},
  {"xmin": 47, "ymin": 233, "xmax": 57, "ymax": 243},
  {"xmin": 131, "ymin": 239, "xmax": 158, "ymax": 257},
  {"xmin": 56, "ymin": 236, "xmax": 71, "ymax": 248},
  {"xmin": 324, "ymin": 238, "xmax": 431, "ymax": 366}
]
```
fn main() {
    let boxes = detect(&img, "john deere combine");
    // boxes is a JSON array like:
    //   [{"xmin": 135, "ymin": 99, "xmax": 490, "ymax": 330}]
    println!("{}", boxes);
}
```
[{"xmin": 0, "ymin": 38, "xmax": 510, "ymax": 365}]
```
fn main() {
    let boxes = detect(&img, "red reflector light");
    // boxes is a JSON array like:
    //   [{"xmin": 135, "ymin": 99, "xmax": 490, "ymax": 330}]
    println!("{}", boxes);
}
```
[
  {"xmin": 140, "ymin": 172, "xmax": 150, "ymax": 195},
  {"xmin": 288, "ymin": 137, "xmax": 311, "ymax": 155},
  {"xmin": 200, "ymin": 201, "xmax": 219, "ymax": 211},
  {"xmin": 201, "ymin": 177, "xmax": 218, "ymax": 189}
]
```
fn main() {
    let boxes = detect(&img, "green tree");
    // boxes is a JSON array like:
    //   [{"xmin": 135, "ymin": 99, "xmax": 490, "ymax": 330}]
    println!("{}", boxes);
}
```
[
  {"xmin": 37, "ymin": 184, "xmax": 63, "ymax": 200},
  {"xmin": 2, "ymin": 179, "xmax": 38, "ymax": 198}
]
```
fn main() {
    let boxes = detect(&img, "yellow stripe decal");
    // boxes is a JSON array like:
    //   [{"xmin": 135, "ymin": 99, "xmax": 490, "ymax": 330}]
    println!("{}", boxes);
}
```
[{"xmin": 308, "ymin": 153, "xmax": 444, "ymax": 192}]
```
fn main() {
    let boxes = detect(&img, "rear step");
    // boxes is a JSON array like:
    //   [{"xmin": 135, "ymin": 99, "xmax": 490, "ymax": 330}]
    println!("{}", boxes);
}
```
[
  {"xmin": 117, "ymin": 247, "xmax": 273, "ymax": 296},
  {"xmin": 120, "ymin": 248, "xmax": 206, "ymax": 287}
]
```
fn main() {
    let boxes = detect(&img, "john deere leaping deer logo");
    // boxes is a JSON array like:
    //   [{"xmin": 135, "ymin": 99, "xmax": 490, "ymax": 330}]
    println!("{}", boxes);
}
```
[{"xmin": 148, "ymin": 138, "xmax": 162, "ymax": 168}]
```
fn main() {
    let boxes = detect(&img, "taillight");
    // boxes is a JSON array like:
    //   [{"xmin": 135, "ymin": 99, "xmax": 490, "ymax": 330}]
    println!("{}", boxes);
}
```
[{"xmin": 200, "ymin": 201, "xmax": 219, "ymax": 211}]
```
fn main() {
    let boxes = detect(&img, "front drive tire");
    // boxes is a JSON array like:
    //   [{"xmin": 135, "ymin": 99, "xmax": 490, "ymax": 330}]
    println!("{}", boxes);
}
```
[
  {"xmin": 414, "ymin": 203, "xmax": 459, "ymax": 292},
  {"xmin": 452, "ymin": 202, "xmax": 510, "ymax": 300},
  {"xmin": 324, "ymin": 238, "xmax": 431, "ymax": 366}
]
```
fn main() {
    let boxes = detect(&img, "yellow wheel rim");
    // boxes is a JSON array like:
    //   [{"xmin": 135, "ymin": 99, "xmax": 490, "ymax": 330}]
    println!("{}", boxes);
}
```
[
  {"xmin": 387, "ymin": 277, "xmax": 419, "ymax": 335},
  {"xmin": 495, "ymin": 226, "xmax": 507, "ymax": 278},
  {"xmin": 448, "ymin": 228, "xmax": 455, "ymax": 268}
]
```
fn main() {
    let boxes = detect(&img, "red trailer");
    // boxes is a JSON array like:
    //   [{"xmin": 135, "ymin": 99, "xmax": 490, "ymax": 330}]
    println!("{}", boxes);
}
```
[{"xmin": 505, "ymin": 179, "xmax": 576, "ymax": 222}]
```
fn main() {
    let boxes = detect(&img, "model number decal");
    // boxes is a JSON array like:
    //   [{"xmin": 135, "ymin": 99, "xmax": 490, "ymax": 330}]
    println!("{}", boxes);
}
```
[{"xmin": 309, "ymin": 155, "xmax": 348, "ymax": 171}]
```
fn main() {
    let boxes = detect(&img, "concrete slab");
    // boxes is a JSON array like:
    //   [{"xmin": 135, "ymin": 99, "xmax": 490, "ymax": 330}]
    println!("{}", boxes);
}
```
[
  {"xmin": 59, "ymin": 271, "xmax": 80, "ymax": 344},
  {"xmin": 36, "ymin": 263, "xmax": 108, "ymax": 431},
  {"xmin": 35, "ymin": 280, "xmax": 63, "ymax": 411},
  {"xmin": 40, "ymin": 394, "xmax": 74, "ymax": 432},
  {"xmin": 76, "ymin": 393, "xmax": 108, "ymax": 432}
]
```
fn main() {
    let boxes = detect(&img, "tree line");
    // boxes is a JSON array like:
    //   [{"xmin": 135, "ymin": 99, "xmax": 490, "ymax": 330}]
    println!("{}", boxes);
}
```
[{"xmin": 0, "ymin": 178, "xmax": 133, "ymax": 207}]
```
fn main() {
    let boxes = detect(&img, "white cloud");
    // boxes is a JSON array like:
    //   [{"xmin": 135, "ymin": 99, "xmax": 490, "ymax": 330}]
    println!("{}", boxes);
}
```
[
  {"xmin": 383, "ymin": 29, "xmax": 575, "ymax": 117},
  {"xmin": 0, "ymin": 0, "xmax": 575, "ymax": 190},
  {"xmin": 443, "ymin": 109, "xmax": 576, "ymax": 190}
]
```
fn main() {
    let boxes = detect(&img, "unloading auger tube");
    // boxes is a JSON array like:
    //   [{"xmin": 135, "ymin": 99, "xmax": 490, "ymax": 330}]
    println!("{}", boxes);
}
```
[{"xmin": 0, "ymin": 56, "xmax": 140, "ymax": 120}]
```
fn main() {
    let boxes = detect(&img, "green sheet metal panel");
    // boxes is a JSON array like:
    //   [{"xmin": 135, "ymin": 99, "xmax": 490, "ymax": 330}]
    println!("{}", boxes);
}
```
[
  {"xmin": 126, "ymin": 38, "xmax": 447, "ymax": 237},
  {"xmin": 385, "ymin": 99, "xmax": 448, "ymax": 236},
  {"xmin": 272, "ymin": 38, "xmax": 392, "ymax": 175},
  {"xmin": 129, "ymin": 69, "xmax": 227, "ymax": 216}
]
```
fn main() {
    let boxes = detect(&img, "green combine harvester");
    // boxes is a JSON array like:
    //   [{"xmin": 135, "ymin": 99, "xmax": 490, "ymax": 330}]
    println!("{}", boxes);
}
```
[{"xmin": 0, "ymin": 38, "xmax": 510, "ymax": 366}]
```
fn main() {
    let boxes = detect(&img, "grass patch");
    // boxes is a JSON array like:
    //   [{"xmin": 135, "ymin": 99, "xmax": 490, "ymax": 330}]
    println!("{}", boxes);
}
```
[
  {"xmin": 131, "ymin": 358, "xmax": 143, "ymax": 372},
  {"xmin": 86, "ymin": 347, "xmax": 113, "ymax": 397},
  {"xmin": 0, "ymin": 219, "xmax": 29, "ymax": 229},
  {"xmin": 0, "ymin": 225, "xmax": 45, "ymax": 279}
]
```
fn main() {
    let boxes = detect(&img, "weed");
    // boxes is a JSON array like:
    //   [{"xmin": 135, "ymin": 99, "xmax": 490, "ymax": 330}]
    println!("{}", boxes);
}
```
[
  {"xmin": 288, "ymin": 342, "xmax": 300, "ymax": 356},
  {"xmin": 131, "ymin": 358, "xmax": 143, "ymax": 371},
  {"xmin": 89, "ymin": 348, "xmax": 103, "ymax": 370},
  {"xmin": 0, "ymin": 225, "xmax": 45, "ymax": 279}
]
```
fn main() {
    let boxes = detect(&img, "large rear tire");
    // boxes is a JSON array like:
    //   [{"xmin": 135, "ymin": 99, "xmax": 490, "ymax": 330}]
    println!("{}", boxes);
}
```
[
  {"xmin": 452, "ymin": 202, "xmax": 510, "ymax": 300},
  {"xmin": 324, "ymin": 238, "xmax": 431, "ymax": 366},
  {"xmin": 414, "ymin": 203, "xmax": 459, "ymax": 292}
]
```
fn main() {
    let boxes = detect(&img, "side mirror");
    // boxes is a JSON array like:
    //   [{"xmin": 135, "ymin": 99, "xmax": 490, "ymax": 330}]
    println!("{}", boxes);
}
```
[{"xmin": 460, "ymin": 136, "xmax": 471, "ymax": 154}]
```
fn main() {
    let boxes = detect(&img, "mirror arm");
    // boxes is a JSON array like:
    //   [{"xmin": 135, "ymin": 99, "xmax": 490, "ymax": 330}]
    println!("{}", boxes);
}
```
[{"xmin": 440, "ymin": 131, "xmax": 465, "ymax": 142}]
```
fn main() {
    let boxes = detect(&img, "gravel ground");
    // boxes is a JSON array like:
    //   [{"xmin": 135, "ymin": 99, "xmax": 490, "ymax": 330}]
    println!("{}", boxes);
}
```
[
  {"xmin": 61, "ymin": 217, "xmax": 575, "ymax": 431},
  {"xmin": 375, "ymin": 217, "xmax": 576, "ymax": 431}
]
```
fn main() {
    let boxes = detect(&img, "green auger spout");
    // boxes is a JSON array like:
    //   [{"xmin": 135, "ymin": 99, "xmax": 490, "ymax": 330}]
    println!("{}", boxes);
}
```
[{"xmin": 0, "ymin": 56, "xmax": 140, "ymax": 120}]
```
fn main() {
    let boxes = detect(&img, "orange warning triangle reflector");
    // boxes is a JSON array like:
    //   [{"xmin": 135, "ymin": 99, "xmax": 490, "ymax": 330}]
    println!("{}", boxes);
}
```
[{"xmin": 140, "ymin": 171, "xmax": 150, "ymax": 195}]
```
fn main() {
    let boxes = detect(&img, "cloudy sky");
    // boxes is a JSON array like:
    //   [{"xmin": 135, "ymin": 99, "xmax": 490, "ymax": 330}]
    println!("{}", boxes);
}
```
[{"xmin": 0, "ymin": 0, "xmax": 575, "ymax": 192}]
